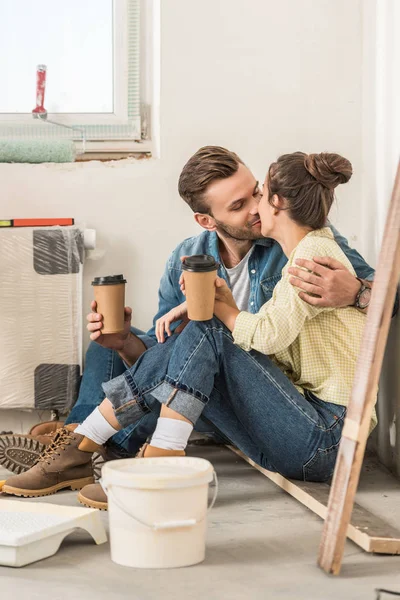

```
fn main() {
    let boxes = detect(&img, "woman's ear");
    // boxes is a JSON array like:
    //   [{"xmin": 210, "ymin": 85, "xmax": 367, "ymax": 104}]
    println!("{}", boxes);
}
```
[
  {"xmin": 194, "ymin": 212, "xmax": 217, "ymax": 231},
  {"xmin": 270, "ymin": 194, "xmax": 285, "ymax": 215}
]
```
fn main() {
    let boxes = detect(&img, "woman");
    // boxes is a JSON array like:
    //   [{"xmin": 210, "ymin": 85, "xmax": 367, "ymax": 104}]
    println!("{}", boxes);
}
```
[{"xmin": 3, "ymin": 152, "xmax": 376, "ymax": 506}]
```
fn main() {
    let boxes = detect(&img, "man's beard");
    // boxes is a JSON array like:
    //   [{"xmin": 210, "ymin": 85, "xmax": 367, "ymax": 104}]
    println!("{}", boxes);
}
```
[{"xmin": 213, "ymin": 218, "xmax": 262, "ymax": 241}]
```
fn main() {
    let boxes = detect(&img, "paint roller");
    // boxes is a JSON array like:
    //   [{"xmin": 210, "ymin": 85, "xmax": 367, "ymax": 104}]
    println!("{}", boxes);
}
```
[{"xmin": 0, "ymin": 65, "xmax": 83, "ymax": 163}]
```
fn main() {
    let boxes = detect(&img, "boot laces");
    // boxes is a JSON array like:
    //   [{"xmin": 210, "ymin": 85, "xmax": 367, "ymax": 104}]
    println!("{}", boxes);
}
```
[
  {"xmin": 39, "ymin": 428, "xmax": 76, "ymax": 465},
  {"xmin": 43, "ymin": 428, "xmax": 62, "ymax": 438}
]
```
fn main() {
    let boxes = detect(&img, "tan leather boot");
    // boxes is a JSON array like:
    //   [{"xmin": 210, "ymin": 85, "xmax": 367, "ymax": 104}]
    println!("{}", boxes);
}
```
[
  {"xmin": 1, "ymin": 425, "xmax": 102, "ymax": 498},
  {"xmin": 77, "ymin": 444, "xmax": 185, "ymax": 510},
  {"xmin": 0, "ymin": 421, "xmax": 107, "ymax": 480},
  {"xmin": 0, "ymin": 420, "xmax": 64, "ymax": 474},
  {"xmin": 77, "ymin": 483, "xmax": 108, "ymax": 510},
  {"xmin": 29, "ymin": 420, "xmax": 65, "ymax": 436},
  {"xmin": 0, "ymin": 429, "xmax": 58, "ymax": 475}
]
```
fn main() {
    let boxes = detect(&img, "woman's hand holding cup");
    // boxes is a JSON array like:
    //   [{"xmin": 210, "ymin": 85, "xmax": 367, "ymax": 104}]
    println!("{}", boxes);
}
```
[
  {"xmin": 215, "ymin": 277, "xmax": 238, "ymax": 310},
  {"xmin": 181, "ymin": 255, "xmax": 219, "ymax": 321}
]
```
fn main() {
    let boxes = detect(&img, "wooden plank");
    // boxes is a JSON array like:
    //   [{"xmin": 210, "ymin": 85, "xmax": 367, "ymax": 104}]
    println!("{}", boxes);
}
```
[
  {"xmin": 318, "ymin": 161, "xmax": 400, "ymax": 575},
  {"xmin": 229, "ymin": 446, "xmax": 400, "ymax": 555}
]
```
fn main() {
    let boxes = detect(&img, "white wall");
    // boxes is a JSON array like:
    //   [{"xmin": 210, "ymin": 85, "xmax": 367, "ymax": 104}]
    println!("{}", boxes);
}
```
[
  {"xmin": 0, "ymin": 0, "xmax": 364, "ymax": 430},
  {"xmin": 361, "ymin": 0, "xmax": 400, "ymax": 267},
  {"xmin": 361, "ymin": 0, "xmax": 400, "ymax": 475}
]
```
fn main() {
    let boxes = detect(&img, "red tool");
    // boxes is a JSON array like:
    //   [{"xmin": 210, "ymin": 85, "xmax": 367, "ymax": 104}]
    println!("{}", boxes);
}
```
[
  {"xmin": 0, "ymin": 219, "xmax": 75, "ymax": 227},
  {"xmin": 32, "ymin": 64, "xmax": 47, "ymax": 118}
]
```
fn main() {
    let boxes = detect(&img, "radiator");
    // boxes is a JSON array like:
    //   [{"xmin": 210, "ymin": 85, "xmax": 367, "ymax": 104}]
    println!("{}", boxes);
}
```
[{"xmin": 0, "ymin": 226, "xmax": 83, "ymax": 413}]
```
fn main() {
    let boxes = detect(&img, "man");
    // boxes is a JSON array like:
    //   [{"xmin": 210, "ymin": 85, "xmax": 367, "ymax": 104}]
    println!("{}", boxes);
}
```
[{"xmin": 0, "ymin": 146, "xmax": 379, "ymax": 476}]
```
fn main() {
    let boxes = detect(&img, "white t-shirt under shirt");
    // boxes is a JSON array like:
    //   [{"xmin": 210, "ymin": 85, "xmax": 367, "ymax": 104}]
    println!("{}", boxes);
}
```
[{"xmin": 224, "ymin": 247, "xmax": 253, "ymax": 311}]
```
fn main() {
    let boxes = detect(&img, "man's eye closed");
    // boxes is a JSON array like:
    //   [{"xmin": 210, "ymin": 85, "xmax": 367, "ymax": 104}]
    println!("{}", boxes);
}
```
[{"xmin": 231, "ymin": 204, "xmax": 243, "ymax": 211}]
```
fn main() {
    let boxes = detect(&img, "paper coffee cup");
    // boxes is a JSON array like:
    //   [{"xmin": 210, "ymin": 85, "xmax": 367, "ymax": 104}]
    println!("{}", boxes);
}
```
[
  {"xmin": 92, "ymin": 274, "xmax": 126, "ymax": 334},
  {"xmin": 182, "ymin": 255, "xmax": 218, "ymax": 321}
]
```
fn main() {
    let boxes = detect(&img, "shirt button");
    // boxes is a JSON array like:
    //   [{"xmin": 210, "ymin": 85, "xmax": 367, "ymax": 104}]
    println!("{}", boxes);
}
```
[
  {"xmin": 251, "ymin": 269, "xmax": 256, "ymax": 274},
  {"xmin": 250, "ymin": 302, "xmax": 254, "ymax": 306}
]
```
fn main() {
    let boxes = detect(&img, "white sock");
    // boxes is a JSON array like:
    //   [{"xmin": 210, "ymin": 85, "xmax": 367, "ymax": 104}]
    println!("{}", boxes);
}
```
[
  {"xmin": 150, "ymin": 417, "xmax": 193, "ymax": 451},
  {"xmin": 75, "ymin": 407, "xmax": 119, "ymax": 446}
]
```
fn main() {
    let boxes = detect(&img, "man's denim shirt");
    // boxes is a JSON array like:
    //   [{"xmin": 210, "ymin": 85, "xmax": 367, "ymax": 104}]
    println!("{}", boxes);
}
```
[{"xmin": 146, "ymin": 225, "xmax": 396, "ymax": 343}]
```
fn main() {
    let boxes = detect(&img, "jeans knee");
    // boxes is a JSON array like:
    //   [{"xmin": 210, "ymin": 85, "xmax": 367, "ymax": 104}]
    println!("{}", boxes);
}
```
[
  {"xmin": 85, "ymin": 340, "xmax": 109, "ymax": 362},
  {"xmin": 189, "ymin": 317, "xmax": 229, "ymax": 335}
]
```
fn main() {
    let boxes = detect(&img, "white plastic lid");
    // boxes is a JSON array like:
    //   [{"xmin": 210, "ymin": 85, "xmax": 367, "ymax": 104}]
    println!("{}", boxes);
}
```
[{"xmin": 102, "ymin": 456, "xmax": 214, "ymax": 490}]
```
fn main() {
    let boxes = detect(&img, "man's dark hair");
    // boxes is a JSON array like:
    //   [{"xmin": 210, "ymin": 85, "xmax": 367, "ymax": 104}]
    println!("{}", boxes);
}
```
[{"xmin": 178, "ymin": 146, "xmax": 244, "ymax": 214}]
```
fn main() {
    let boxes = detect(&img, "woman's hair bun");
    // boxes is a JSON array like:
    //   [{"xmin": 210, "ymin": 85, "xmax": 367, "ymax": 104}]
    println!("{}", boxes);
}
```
[{"xmin": 304, "ymin": 153, "xmax": 352, "ymax": 189}]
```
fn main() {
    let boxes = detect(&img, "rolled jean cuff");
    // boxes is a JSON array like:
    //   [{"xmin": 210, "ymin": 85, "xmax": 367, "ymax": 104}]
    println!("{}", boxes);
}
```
[
  {"xmin": 150, "ymin": 380, "xmax": 206, "ymax": 424},
  {"xmin": 102, "ymin": 373, "xmax": 148, "ymax": 429}
]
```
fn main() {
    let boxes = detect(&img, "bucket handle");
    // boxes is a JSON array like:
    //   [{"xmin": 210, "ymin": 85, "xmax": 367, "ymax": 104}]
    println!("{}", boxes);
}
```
[{"xmin": 101, "ymin": 470, "xmax": 218, "ymax": 531}]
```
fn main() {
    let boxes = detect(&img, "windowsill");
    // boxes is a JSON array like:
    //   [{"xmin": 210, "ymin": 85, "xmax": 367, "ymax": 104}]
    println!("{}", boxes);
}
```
[
  {"xmin": 77, "ymin": 152, "xmax": 152, "ymax": 162},
  {"xmin": 75, "ymin": 139, "xmax": 153, "ymax": 162}
]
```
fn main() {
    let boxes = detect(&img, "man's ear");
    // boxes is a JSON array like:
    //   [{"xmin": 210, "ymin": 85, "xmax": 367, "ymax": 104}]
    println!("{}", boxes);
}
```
[{"xmin": 194, "ymin": 212, "xmax": 217, "ymax": 232}]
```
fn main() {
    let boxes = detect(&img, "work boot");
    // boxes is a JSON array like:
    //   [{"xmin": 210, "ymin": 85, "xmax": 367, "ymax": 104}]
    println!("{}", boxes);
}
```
[
  {"xmin": 0, "ymin": 428, "xmax": 59, "ymax": 475},
  {"xmin": 28, "ymin": 420, "xmax": 65, "ymax": 437},
  {"xmin": 1, "ymin": 425, "xmax": 102, "ymax": 498},
  {"xmin": 77, "ymin": 483, "xmax": 108, "ymax": 511},
  {"xmin": 0, "ymin": 420, "xmax": 64, "ymax": 474},
  {"xmin": 0, "ymin": 420, "xmax": 116, "ymax": 480},
  {"xmin": 77, "ymin": 444, "xmax": 185, "ymax": 510}
]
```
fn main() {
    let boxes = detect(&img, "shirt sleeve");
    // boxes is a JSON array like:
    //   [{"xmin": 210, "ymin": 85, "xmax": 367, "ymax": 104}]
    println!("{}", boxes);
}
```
[
  {"xmin": 329, "ymin": 223, "xmax": 375, "ymax": 281},
  {"xmin": 232, "ymin": 238, "xmax": 335, "ymax": 355},
  {"xmin": 329, "ymin": 224, "xmax": 398, "ymax": 317}
]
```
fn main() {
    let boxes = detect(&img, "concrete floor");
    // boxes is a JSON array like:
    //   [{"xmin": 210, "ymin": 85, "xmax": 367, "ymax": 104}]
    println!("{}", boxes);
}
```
[{"xmin": 1, "ymin": 444, "xmax": 400, "ymax": 600}]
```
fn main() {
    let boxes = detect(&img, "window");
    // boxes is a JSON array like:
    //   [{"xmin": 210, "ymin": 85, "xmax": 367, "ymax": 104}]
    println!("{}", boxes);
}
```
[{"xmin": 0, "ymin": 0, "xmax": 155, "ymax": 155}]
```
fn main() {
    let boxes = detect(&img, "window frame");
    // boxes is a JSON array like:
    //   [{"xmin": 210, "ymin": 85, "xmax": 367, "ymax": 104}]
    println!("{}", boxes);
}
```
[{"xmin": 0, "ymin": 0, "xmax": 157, "ymax": 155}]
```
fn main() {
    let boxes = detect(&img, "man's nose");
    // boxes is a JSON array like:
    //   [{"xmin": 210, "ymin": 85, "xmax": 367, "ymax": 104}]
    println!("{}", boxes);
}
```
[{"xmin": 249, "ymin": 197, "xmax": 260, "ymax": 215}]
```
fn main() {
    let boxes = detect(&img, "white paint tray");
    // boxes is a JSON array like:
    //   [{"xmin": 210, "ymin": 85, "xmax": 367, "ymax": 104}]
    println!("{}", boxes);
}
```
[{"xmin": 0, "ymin": 499, "xmax": 107, "ymax": 567}]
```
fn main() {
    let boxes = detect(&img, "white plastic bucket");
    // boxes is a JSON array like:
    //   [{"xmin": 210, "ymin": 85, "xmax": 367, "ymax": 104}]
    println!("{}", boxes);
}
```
[{"xmin": 101, "ymin": 456, "xmax": 217, "ymax": 569}]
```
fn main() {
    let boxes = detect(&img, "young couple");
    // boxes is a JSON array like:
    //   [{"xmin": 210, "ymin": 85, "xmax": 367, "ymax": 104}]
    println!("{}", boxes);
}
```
[{"xmin": 2, "ymin": 147, "xmax": 380, "ymax": 510}]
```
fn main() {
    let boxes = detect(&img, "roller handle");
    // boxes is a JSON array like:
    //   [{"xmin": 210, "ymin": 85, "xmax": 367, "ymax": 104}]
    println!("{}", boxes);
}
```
[{"xmin": 32, "ymin": 64, "xmax": 47, "ymax": 117}]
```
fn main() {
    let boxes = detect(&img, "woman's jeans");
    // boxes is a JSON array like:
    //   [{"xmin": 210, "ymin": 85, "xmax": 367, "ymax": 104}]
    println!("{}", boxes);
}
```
[{"xmin": 103, "ymin": 319, "xmax": 346, "ymax": 482}]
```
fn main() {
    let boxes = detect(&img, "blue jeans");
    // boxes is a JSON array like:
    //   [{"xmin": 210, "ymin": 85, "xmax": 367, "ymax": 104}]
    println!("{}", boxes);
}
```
[
  {"xmin": 103, "ymin": 319, "xmax": 346, "ymax": 482},
  {"xmin": 65, "ymin": 328, "xmax": 225, "ymax": 455}
]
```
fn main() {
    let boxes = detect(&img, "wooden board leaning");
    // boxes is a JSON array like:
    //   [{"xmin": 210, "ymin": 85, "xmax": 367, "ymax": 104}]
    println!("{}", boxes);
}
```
[
  {"xmin": 318, "ymin": 161, "xmax": 400, "ymax": 575},
  {"xmin": 229, "ymin": 446, "xmax": 400, "ymax": 555}
]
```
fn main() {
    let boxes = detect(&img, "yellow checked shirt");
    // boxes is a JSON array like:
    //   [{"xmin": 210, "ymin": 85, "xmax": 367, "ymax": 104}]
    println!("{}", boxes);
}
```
[{"xmin": 232, "ymin": 227, "xmax": 377, "ymax": 429}]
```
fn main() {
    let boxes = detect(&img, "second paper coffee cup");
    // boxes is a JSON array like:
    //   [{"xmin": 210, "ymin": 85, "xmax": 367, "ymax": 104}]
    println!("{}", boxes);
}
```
[
  {"xmin": 92, "ymin": 274, "xmax": 126, "ymax": 334},
  {"xmin": 182, "ymin": 255, "xmax": 218, "ymax": 321}
]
